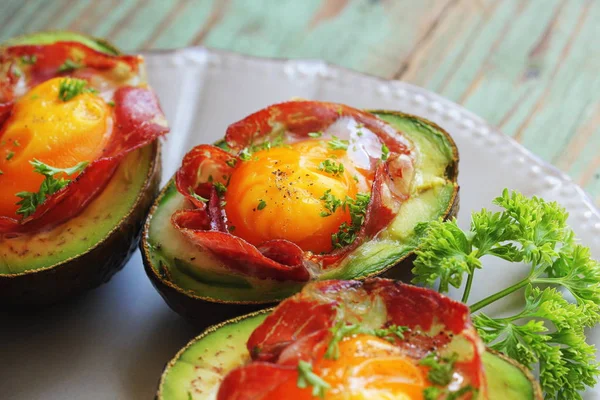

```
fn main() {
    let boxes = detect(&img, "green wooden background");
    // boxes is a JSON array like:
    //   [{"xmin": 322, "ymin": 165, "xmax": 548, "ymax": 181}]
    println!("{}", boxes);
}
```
[{"xmin": 1, "ymin": 0, "xmax": 599, "ymax": 204}]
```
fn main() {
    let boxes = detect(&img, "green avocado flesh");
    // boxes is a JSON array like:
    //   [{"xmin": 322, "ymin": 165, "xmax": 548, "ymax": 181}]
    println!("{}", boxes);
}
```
[
  {"xmin": 158, "ymin": 312, "xmax": 537, "ymax": 400},
  {"xmin": 3, "ymin": 31, "xmax": 119, "ymax": 55},
  {"xmin": 0, "ymin": 146, "xmax": 154, "ymax": 274},
  {"xmin": 144, "ymin": 111, "xmax": 458, "ymax": 302}
]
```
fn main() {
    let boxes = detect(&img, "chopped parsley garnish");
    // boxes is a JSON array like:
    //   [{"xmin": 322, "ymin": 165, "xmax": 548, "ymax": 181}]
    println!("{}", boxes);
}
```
[
  {"xmin": 327, "ymin": 136, "xmax": 349, "ymax": 151},
  {"xmin": 20, "ymin": 55, "xmax": 37, "ymax": 65},
  {"xmin": 0, "ymin": 170, "xmax": 3, "ymax": 175},
  {"xmin": 58, "ymin": 78, "xmax": 97, "ymax": 102},
  {"xmin": 381, "ymin": 143, "xmax": 390, "ymax": 160},
  {"xmin": 318, "ymin": 159, "xmax": 344, "ymax": 177},
  {"xmin": 225, "ymin": 158, "xmax": 237, "ymax": 168},
  {"xmin": 57, "ymin": 58, "xmax": 83, "ymax": 73},
  {"xmin": 228, "ymin": 225, "xmax": 236, "ymax": 232},
  {"xmin": 214, "ymin": 182, "xmax": 227, "ymax": 197},
  {"xmin": 6, "ymin": 151, "xmax": 14, "ymax": 160},
  {"xmin": 188, "ymin": 187, "xmax": 208, "ymax": 203},
  {"xmin": 15, "ymin": 159, "xmax": 89, "ymax": 218},
  {"xmin": 419, "ymin": 352, "xmax": 458, "ymax": 386},
  {"xmin": 324, "ymin": 321, "xmax": 409, "ymax": 360},
  {"xmin": 107, "ymin": 101, "xmax": 115, "ymax": 107},
  {"xmin": 257, "ymin": 199, "xmax": 267, "ymax": 210},
  {"xmin": 423, "ymin": 385, "xmax": 477, "ymax": 400},
  {"xmin": 239, "ymin": 148, "xmax": 252, "ymax": 161},
  {"xmin": 331, "ymin": 193, "xmax": 370, "ymax": 248},
  {"xmin": 239, "ymin": 132, "xmax": 288, "ymax": 162},
  {"xmin": 319, "ymin": 189, "xmax": 343, "ymax": 217},
  {"xmin": 308, "ymin": 131, "xmax": 323, "ymax": 138},
  {"xmin": 297, "ymin": 360, "xmax": 330, "ymax": 399},
  {"xmin": 356, "ymin": 123, "xmax": 364, "ymax": 137}
]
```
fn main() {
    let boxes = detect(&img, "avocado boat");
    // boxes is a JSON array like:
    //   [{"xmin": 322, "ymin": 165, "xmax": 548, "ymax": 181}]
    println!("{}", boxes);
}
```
[
  {"xmin": 157, "ymin": 279, "xmax": 542, "ymax": 399},
  {"xmin": 0, "ymin": 32, "xmax": 168, "ymax": 307},
  {"xmin": 142, "ymin": 101, "xmax": 458, "ymax": 320}
]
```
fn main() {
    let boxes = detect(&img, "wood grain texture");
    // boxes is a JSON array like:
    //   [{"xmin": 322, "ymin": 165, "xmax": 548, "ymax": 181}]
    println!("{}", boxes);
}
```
[{"xmin": 0, "ymin": 0, "xmax": 598, "ymax": 204}]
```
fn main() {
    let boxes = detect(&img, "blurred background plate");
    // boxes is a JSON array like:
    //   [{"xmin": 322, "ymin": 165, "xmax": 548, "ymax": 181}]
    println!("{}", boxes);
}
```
[{"xmin": 1, "ymin": 48, "xmax": 599, "ymax": 399}]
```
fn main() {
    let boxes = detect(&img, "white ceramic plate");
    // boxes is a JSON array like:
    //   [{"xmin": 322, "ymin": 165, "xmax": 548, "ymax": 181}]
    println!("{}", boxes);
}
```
[{"xmin": 1, "ymin": 47, "xmax": 599, "ymax": 400}]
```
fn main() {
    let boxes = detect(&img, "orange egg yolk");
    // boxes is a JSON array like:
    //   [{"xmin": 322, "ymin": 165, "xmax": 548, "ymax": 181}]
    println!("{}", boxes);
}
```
[
  {"xmin": 270, "ymin": 335, "xmax": 427, "ymax": 400},
  {"xmin": 0, "ymin": 77, "xmax": 112, "ymax": 218},
  {"xmin": 224, "ymin": 140, "xmax": 360, "ymax": 253}
]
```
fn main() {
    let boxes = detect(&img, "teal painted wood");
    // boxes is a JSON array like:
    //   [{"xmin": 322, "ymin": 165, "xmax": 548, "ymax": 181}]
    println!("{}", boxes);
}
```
[{"xmin": 0, "ymin": 0, "xmax": 598, "ymax": 203}]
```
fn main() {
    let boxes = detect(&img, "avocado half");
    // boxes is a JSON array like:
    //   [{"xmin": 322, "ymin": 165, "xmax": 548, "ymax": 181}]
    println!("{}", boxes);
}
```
[
  {"xmin": 141, "ymin": 111, "xmax": 459, "ymax": 321},
  {"xmin": 0, "ymin": 32, "xmax": 161, "ymax": 307},
  {"xmin": 156, "ymin": 309, "xmax": 543, "ymax": 400}
]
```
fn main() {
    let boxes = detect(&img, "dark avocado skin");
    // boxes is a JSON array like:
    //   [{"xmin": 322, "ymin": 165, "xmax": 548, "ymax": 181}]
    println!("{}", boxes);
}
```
[
  {"xmin": 142, "ymin": 257, "xmax": 269, "ymax": 326},
  {"xmin": 0, "ymin": 32, "xmax": 161, "ymax": 307},
  {"xmin": 141, "ymin": 111, "xmax": 459, "ymax": 323}
]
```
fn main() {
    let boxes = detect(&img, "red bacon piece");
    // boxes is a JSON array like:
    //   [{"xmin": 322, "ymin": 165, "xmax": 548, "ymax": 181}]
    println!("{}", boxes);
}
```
[
  {"xmin": 0, "ymin": 86, "xmax": 168, "ymax": 235},
  {"xmin": 171, "ymin": 215, "xmax": 310, "ymax": 282},
  {"xmin": 248, "ymin": 300, "xmax": 338, "ymax": 361},
  {"xmin": 218, "ymin": 279, "xmax": 487, "ymax": 400},
  {"xmin": 225, "ymin": 101, "xmax": 411, "ymax": 156},
  {"xmin": 217, "ymin": 363, "xmax": 301, "ymax": 400}
]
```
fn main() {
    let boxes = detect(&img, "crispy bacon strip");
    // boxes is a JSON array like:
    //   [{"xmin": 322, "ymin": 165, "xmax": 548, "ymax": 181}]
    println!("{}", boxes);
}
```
[
  {"xmin": 218, "ymin": 279, "xmax": 487, "ymax": 400},
  {"xmin": 0, "ymin": 40, "xmax": 168, "ymax": 235},
  {"xmin": 171, "ymin": 101, "xmax": 413, "ymax": 281}
]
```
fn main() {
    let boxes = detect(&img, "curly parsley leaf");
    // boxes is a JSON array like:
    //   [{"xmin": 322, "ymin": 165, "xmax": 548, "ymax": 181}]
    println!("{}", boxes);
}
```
[{"xmin": 412, "ymin": 219, "xmax": 481, "ymax": 293}]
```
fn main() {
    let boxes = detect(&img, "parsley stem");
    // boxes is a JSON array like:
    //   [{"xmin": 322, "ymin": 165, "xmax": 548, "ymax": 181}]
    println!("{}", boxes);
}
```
[
  {"xmin": 461, "ymin": 271, "xmax": 475, "ymax": 303},
  {"xmin": 469, "ymin": 277, "xmax": 530, "ymax": 313}
]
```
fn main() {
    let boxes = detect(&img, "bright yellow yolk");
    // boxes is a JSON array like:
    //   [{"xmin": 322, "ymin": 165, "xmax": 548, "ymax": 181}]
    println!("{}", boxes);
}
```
[
  {"xmin": 224, "ymin": 140, "xmax": 358, "ymax": 254},
  {"xmin": 317, "ymin": 335, "xmax": 426, "ymax": 400},
  {"xmin": 267, "ymin": 335, "xmax": 426, "ymax": 400},
  {"xmin": 0, "ymin": 77, "xmax": 112, "ymax": 218}
]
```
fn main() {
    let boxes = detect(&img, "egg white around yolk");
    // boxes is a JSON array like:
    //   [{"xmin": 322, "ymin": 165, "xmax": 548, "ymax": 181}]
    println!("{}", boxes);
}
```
[
  {"xmin": 224, "ymin": 139, "xmax": 363, "ymax": 254},
  {"xmin": 0, "ymin": 77, "xmax": 112, "ymax": 217}
]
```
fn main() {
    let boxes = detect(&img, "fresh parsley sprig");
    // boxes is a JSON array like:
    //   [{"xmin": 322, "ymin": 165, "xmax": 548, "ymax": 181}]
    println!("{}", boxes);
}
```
[
  {"xmin": 412, "ymin": 189, "xmax": 600, "ymax": 399},
  {"xmin": 16, "ymin": 159, "xmax": 89, "ymax": 218},
  {"xmin": 297, "ymin": 360, "xmax": 330, "ymax": 399}
]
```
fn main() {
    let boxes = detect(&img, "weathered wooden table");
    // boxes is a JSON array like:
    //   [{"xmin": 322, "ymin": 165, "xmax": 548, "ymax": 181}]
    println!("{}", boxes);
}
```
[{"xmin": 2, "ymin": 0, "xmax": 598, "ymax": 204}]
